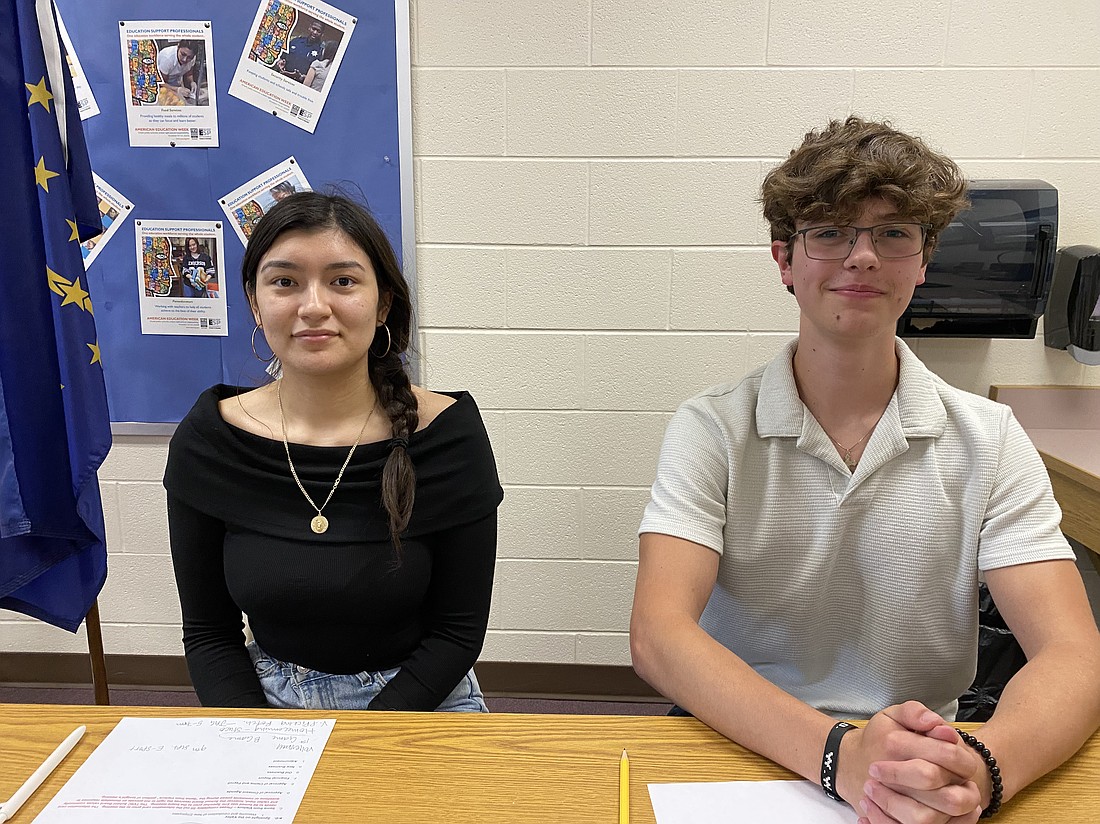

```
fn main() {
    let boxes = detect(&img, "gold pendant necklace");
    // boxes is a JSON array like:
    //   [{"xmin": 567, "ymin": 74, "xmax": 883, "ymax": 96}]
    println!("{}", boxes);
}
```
[
  {"xmin": 832, "ymin": 438, "xmax": 868, "ymax": 472},
  {"xmin": 278, "ymin": 381, "xmax": 376, "ymax": 533},
  {"xmin": 823, "ymin": 417, "xmax": 880, "ymax": 472}
]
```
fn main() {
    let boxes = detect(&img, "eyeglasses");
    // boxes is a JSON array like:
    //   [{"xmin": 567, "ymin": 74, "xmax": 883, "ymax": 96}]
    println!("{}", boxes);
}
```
[{"xmin": 790, "ymin": 223, "xmax": 931, "ymax": 260}]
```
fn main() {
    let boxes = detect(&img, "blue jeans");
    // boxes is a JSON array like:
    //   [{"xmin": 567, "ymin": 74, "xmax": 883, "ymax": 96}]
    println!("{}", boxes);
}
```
[{"xmin": 247, "ymin": 641, "xmax": 488, "ymax": 712}]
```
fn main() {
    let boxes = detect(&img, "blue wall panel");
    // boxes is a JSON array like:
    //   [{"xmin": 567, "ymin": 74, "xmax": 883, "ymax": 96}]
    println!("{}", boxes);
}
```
[{"xmin": 56, "ymin": 0, "xmax": 403, "ymax": 423}]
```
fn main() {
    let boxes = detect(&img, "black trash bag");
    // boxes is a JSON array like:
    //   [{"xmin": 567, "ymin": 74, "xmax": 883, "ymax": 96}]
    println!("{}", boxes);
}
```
[{"xmin": 956, "ymin": 582, "xmax": 1026, "ymax": 722}]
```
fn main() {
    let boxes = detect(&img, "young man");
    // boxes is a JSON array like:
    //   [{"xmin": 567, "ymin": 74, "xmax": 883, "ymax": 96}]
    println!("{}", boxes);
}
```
[
  {"xmin": 631, "ymin": 117, "xmax": 1100, "ymax": 824},
  {"xmin": 156, "ymin": 39, "xmax": 203, "ymax": 104},
  {"xmin": 278, "ymin": 21, "xmax": 326, "ymax": 83}
]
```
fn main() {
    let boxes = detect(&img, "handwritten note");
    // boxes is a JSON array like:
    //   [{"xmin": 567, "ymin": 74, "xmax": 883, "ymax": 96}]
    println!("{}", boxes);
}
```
[
  {"xmin": 33, "ymin": 717, "xmax": 335, "ymax": 823},
  {"xmin": 648, "ymin": 779, "xmax": 860, "ymax": 824}
]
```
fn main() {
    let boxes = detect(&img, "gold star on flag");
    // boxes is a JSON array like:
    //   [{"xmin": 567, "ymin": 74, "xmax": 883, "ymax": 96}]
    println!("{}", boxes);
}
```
[
  {"xmin": 87, "ymin": 342, "xmax": 101, "ymax": 365},
  {"xmin": 83, "ymin": 295, "xmax": 94, "ymax": 315},
  {"xmin": 25, "ymin": 77, "xmax": 53, "ymax": 111},
  {"xmin": 59, "ymin": 276, "xmax": 90, "ymax": 311},
  {"xmin": 47, "ymin": 266, "xmax": 71, "ymax": 296},
  {"xmin": 34, "ymin": 156, "xmax": 59, "ymax": 192},
  {"xmin": 67, "ymin": 219, "xmax": 79, "ymax": 241}
]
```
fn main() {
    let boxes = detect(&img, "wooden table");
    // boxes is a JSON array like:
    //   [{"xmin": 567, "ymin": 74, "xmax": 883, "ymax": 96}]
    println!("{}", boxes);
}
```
[
  {"xmin": 990, "ymin": 386, "xmax": 1100, "ymax": 569},
  {"xmin": 3, "ymin": 704, "xmax": 1099, "ymax": 822}
]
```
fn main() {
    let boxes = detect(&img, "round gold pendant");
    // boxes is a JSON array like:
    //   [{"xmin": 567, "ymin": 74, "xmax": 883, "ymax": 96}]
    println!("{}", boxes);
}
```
[{"xmin": 310, "ymin": 514, "xmax": 329, "ymax": 534}]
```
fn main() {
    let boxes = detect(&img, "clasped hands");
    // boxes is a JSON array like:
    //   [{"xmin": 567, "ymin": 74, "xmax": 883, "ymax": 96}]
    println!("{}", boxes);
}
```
[{"xmin": 837, "ymin": 701, "xmax": 987, "ymax": 824}]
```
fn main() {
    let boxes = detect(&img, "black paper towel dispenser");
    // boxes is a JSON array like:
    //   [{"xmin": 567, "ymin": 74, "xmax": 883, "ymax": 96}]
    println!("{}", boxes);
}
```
[
  {"xmin": 897, "ymin": 180, "xmax": 1057, "ymax": 338},
  {"xmin": 1044, "ymin": 245, "xmax": 1100, "ymax": 365}
]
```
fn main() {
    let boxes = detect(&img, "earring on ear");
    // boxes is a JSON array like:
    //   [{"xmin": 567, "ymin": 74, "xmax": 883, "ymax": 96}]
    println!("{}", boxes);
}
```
[
  {"xmin": 370, "ymin": 322, "xmax": 392, "ymax": 358},
  {"xmin": 251, "ymin": 324, "xmax": 276, "ymax": 362}
]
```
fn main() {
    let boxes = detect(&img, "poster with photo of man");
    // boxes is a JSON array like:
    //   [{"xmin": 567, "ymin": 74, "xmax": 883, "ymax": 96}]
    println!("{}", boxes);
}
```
[
  {"xmin": 119, "ymin": 21, "xmax": 219, "ymax": 147},
  {"xmin": 219, "ymin": 157, "xmax": 314, "ymax": 247},
  {"xmin": 229, "ymin": 0, "xmax": 355, "ymax": 133}
]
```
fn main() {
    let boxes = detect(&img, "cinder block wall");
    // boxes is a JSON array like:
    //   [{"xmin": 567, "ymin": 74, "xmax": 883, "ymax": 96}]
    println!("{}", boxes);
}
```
[{"xmin": 5, "ymin": 0, "xmax": 1100, "ymax": 665}]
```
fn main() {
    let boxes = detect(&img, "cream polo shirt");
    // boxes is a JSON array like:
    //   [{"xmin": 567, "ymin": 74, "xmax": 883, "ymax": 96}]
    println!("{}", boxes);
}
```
[{"xmin": 640, "ymin": 338, "xmax": 1074, "ymax": 720}]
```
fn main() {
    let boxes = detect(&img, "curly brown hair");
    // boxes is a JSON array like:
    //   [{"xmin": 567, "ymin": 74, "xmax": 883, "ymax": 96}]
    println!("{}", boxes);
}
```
[{"xmin": 761, "ymin": 116, "xmax": 969, "ymax": 264}]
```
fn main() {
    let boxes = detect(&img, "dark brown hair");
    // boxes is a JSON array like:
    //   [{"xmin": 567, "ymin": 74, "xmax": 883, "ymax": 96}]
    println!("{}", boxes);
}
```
[
  {"xmin": 761, "ymin": 116, "xmax": 970, "ymax": 265},
  {"xmin": 241, "ymin": 191, "xmax": 417, "ymax": 546}
]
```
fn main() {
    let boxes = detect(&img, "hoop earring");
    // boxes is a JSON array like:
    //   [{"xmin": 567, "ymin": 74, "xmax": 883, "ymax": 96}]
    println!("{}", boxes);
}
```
[
  {"xmin": 371, "ymin": 322, "xmax": 392, "ymax": 358},
  {"xmin": 251, "ymin": 324, "xmax": 275, "ymax": 363}
]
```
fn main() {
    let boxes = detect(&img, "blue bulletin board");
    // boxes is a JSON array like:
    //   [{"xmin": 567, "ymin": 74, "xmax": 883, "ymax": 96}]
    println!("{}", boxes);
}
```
[{"xmin": 54, "ymin": 0, "xmax": 413, "ymax": 428}]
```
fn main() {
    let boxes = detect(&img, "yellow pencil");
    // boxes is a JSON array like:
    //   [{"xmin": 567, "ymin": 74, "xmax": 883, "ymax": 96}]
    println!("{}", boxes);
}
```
[{"xmin": 619, "ymin": 748, "xmax": 630, "ymax": 824}]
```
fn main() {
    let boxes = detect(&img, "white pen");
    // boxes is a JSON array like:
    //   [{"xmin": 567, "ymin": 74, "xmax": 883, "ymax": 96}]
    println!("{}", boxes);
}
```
[{"xmin": 0, "ymin": 725, "xmax": 85, "ymax": 823}]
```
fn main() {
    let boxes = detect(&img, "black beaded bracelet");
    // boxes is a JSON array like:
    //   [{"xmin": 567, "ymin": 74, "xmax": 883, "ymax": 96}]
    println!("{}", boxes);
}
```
[
  {"xmin": 956, "ymin": 729, "xmax": 1003, "ymax": 818},
  {"xmin": 820, "ymin": 721, "xmax": 857, "ymax": 802}
]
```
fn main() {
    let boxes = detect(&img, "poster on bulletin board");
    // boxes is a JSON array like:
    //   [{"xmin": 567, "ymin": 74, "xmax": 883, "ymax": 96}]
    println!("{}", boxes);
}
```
[{"xmin": 54, "ymin": 0, "xmax": 414, "ymax": 429}]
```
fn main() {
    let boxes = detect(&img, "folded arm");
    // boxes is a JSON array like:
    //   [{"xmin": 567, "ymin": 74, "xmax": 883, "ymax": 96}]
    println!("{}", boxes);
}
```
[
  {"xmin": 862, "ymin": 558, "xmax": 1100, "ymax": 822},
  {"xmin": 933, "ymin": 412, "xmax": 1100, "ymax": 809},
  {"xmin": 167, "ymin": 495, "xmax": 269, "ymax": 708},
  {"xmin": 974, "ymin": 558, "xmax": 1100, "ymax": 804},
  {"xmin": 632, "ymin": 532, "xmax": 981, "ymax": 823},
  {"xmin": 368, "ymin": 513, "xmax": 498, "ymax": 711}
]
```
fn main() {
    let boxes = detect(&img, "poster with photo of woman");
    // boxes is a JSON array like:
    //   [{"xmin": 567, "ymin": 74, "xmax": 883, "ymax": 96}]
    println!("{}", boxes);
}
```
[{"xmin": 135, "ymin": 220, "xmax": 227, "ymax": 336}]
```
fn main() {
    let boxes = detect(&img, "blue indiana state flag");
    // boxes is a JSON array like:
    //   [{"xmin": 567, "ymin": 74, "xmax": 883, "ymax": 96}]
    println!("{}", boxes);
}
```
[{"xmin": 0, "ymin": 0, "xmax": 112, "ymax": 632}]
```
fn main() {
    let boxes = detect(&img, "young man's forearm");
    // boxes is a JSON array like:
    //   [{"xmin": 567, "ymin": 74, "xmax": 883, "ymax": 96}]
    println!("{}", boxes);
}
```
[
  {"xmin": 976, "ymin": 640, "xmax": 1100, "ymax": 805},
  {"xmin": 633, "ymin": 615, "xmax": 983, "ymax": 820},
  {"xmin": 632, "ymin": 614, "xmax": 836, "ymax": 782}
]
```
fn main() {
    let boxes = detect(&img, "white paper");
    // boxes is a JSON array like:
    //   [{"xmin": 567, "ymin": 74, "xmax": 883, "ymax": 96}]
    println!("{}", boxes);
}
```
[
  {"xmin": 135, "ymin": 220, "xmax": 229, "ymax": 336},
  {"xmin": 81, "ymin": 173, "xmax": 133, "ymax": 270},
  {"xmin": 219, "ymin": 156, "xmax": 313, "ymax": 246},
  {"xmin": 228, "ymin": 0, "xmax": 356, "ymax": 133},
  {"xmin": 648, "ymin": 780, "xmax": 859, "ymax": 824},
  {"xmin": 55, "ymin": 10, "xmax": 99, "ymax": 119},
  {"xmin": 33, "ymin": 717, "xmax": 334, "ymax": 823},
  {"xmin": 119, "ymin": 21, "xmax": 219, "ymax": 147}
]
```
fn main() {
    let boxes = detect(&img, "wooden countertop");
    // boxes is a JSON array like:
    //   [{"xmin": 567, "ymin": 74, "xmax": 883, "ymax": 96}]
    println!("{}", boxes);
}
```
[{"xmin": 3, "ymin": 704, "xmax": 1099, "ymax": 823}]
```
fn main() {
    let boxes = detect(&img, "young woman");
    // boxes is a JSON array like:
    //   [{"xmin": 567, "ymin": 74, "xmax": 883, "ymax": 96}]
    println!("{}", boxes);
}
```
[
  {"xmin": 165, "ymin": 192, "xmax": 502, "ymax": 711},
  {"xmin": 180, "ymin": 237, "xmax": 214, "ymax": 298},
  {"xmin": 303, "ymin": 40, "xmax": 333, "ymax": 92}
]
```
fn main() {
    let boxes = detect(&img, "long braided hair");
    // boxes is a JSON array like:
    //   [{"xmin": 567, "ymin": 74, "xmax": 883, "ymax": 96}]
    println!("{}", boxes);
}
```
[{"xmin": 241, "ymin": 191, "xmax": 418, "ymax": 546}]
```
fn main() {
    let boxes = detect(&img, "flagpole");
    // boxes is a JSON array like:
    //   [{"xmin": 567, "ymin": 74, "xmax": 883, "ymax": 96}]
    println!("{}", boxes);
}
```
[{"xmin": 85, "ymin": 600, "xmax": 109, "ymax": 705}]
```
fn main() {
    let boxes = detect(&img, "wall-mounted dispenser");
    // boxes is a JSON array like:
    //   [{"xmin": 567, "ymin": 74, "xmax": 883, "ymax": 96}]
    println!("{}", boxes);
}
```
[
  {"xmin": 898, "ymin": 180, "xmax": 1057, "ymax": 339},
  {"xmin": 1044, "ymin": 245, "xmax": 1100, "ymax": 365}
]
